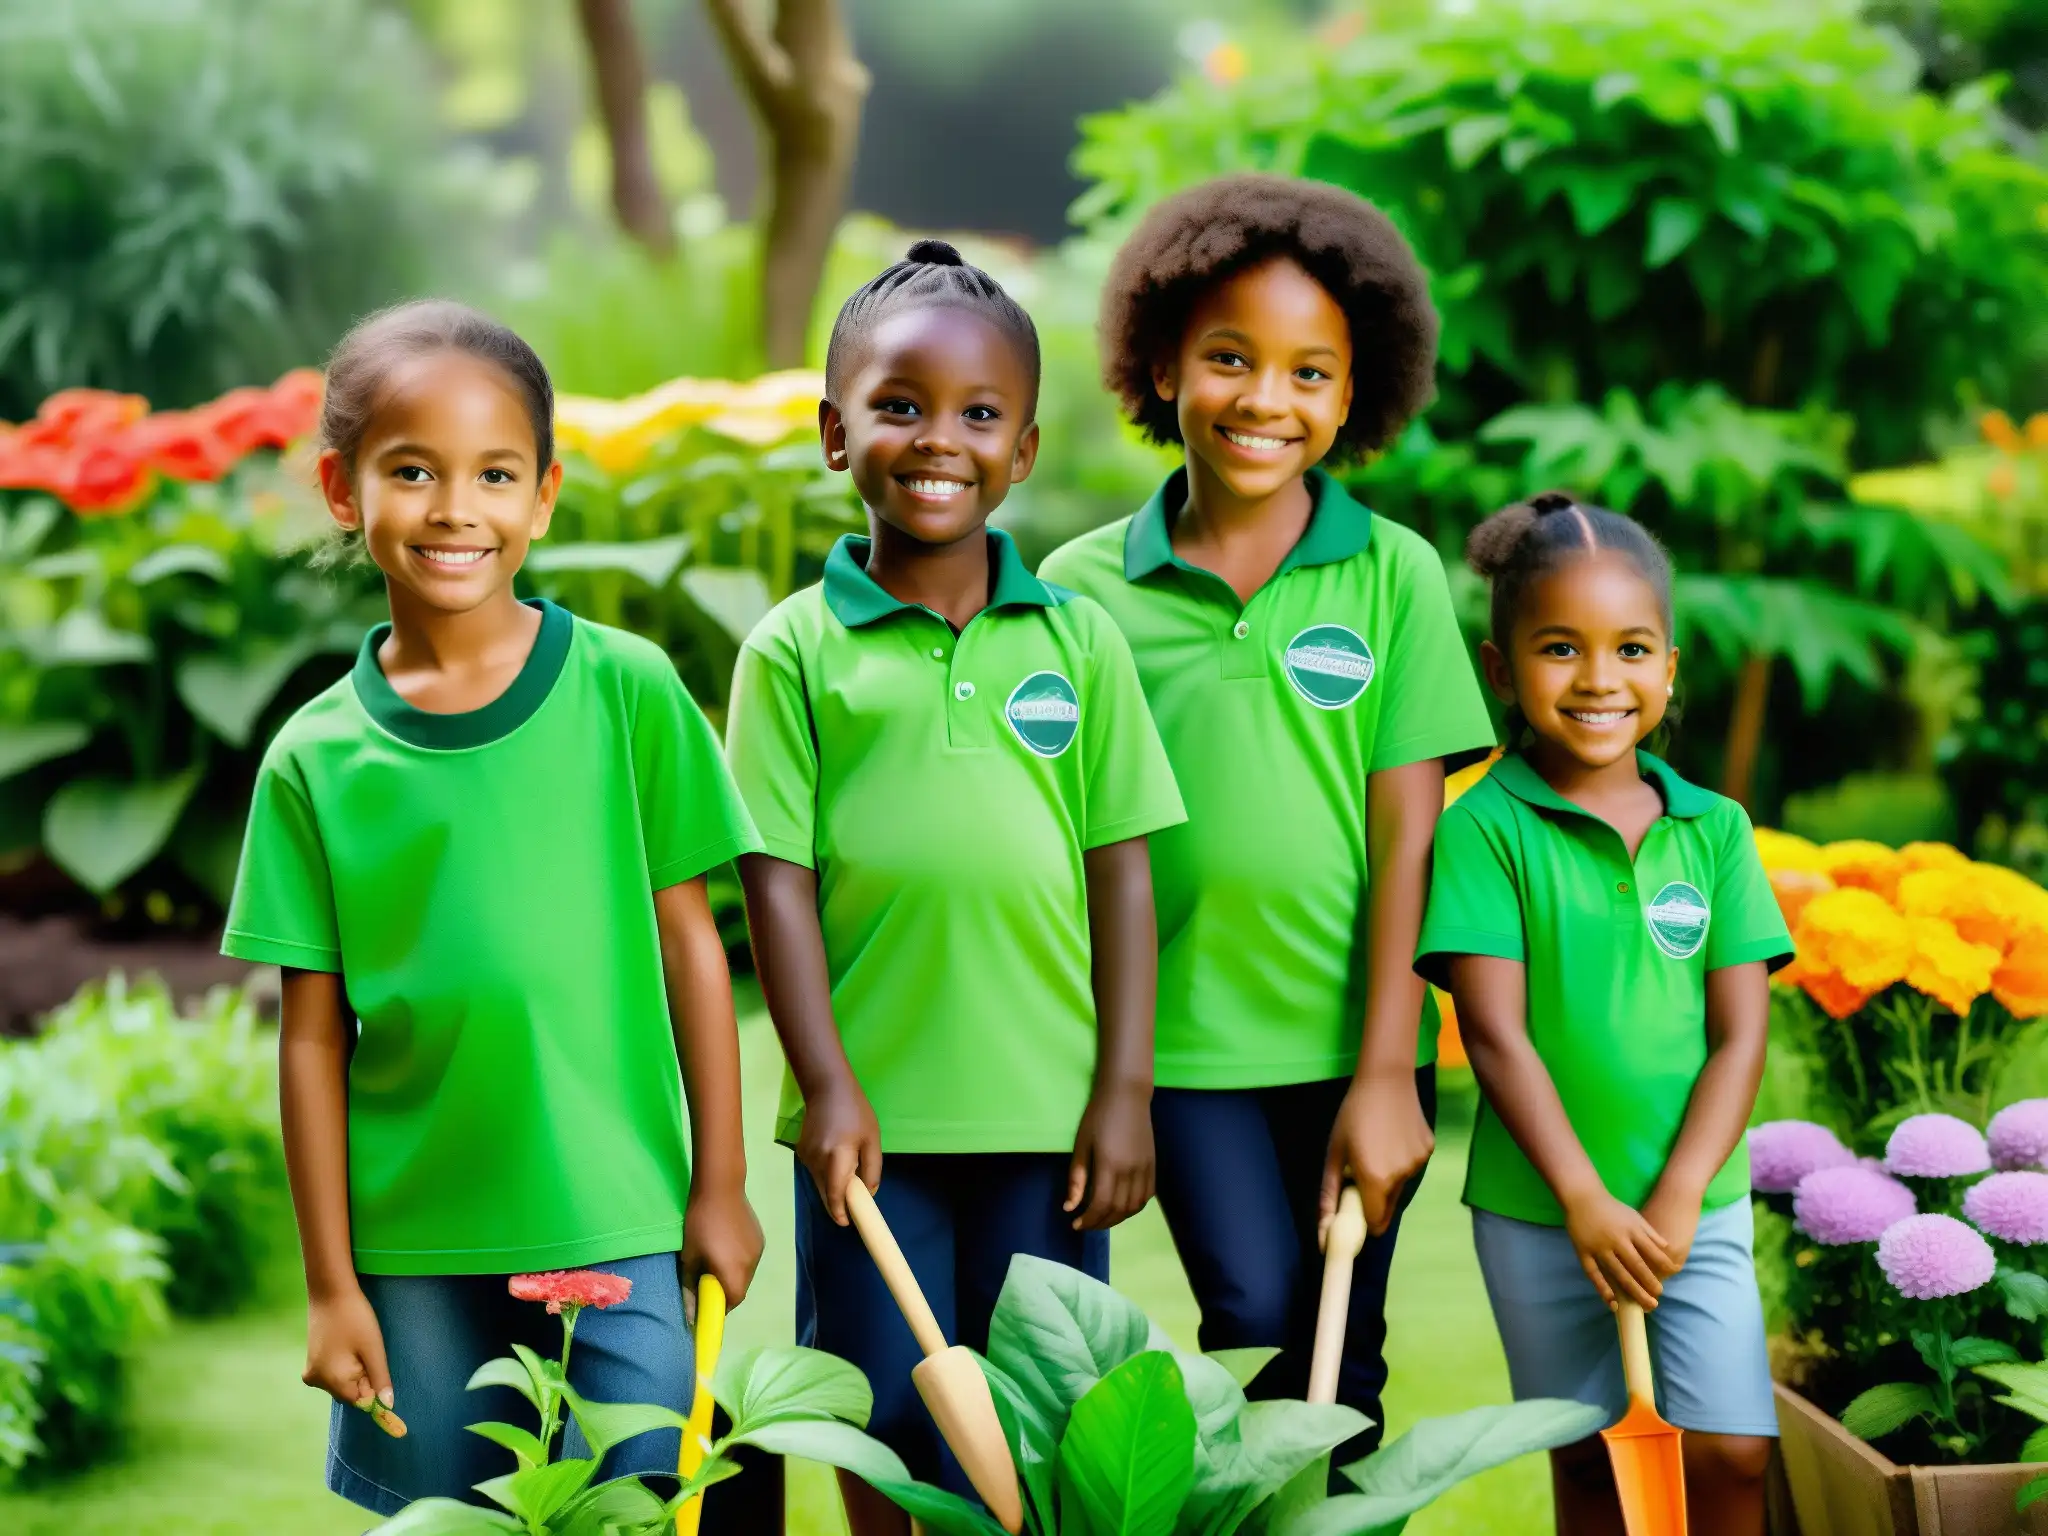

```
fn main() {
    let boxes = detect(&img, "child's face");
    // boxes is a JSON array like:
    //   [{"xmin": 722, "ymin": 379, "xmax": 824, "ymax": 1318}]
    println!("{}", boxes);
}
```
[
  {"xmin": 1152, "ymin": 256, "xmax": 1354, "ymax": 503},
  {"xmin": 820, "ymin": 306, "xmax": 1039, "ymax": 549},
  {"xmin": 1482, "ymin": 551, "xmax": 1679, "ymax": 772},
  {"xmin": 318, "ymin": 351, "xmax": 561, "ymax": 616}
]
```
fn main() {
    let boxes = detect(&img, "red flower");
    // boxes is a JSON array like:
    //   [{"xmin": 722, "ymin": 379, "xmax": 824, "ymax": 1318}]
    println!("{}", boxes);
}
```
[
  {"xmin": 508, "ymin": 1269, "xmax": 634, "ymax": 1315},
  {"xmin": 18, "ymin": 389, "xmax": 149, "ymax": 451},
  {"xmin": 132, "ymin": 410, "xmax": 237, "ymax": 482},
  {"xmin": 60, "ymin": 442, "xmax": 156, "ymax": 516}
]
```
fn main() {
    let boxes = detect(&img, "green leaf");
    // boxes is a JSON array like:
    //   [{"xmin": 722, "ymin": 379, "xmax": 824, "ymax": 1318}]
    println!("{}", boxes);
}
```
[
  {"xmin": 1949, "ymin": 1338, "xmax": 2021, "ymax": 1369},
  {"xmin": 512, "ymin": 1343, "xmax": 569, "ymax": 1402},
  {"xmin": 367, "ymin": 1497, "xmax": 523, "ymax": 1535},
  {"xmin": 559, "ymin": 1386, "xmax": 688, "ymax": 1462},
  {"xmin": 0, "ymin": 721, "xmax": 90, "ymax": 784},
  {"xmin": 1644, "ymin": 198, "xmax": 1706, "ymax": 268},
  {"xmin": 1701, "ymin": 94, "xmax": 1740, "ymax": 155},
  {"xmin": 552, "ymin": 1477, "xmax": 668, "ymax": 1536},
  {"xmin": 23, "ymin": 608, "xmax": 152, "ymax": 668},
  {"xmin": 864, "ymin": 1474, "xmax": 1012, "ymax": 1536},
  {"xmin": 1840, "ymin": 1383, "xmax": 1937, "ymax": 1441},
  {"xmin": 43, "ymin": 769, "xmax": 201, "ymax": 893},
  {"xmin": 713, "ymin": 1345, "xmax": 873, "ymax": 1430},
  {"xmin": 464, "ymin": 1420, "xmax": 546, "ymax": 1471},
  {"xmin": 1188, "ymin": 1400, "xmax": 1371, "ymax": 1536},
  {"xmin": 2021, "ymin": 1426, "xmax": 2048, "ymax": 1463},
  {"xmin": 1591, "ymin": 72, "xmax": 1637, "ymax": 108},
  {"xmin": 1999, "ymin": 1268, "xmax": 2048, "ymax": 1322},
  {"xmin": 679, "ymin": 567, "xmax": 774, "ymax": 646},
  {"xmin": 127, "ymin": 544, "xmax": 231, "ymax": 585},
  {"xmin": 176, "ymin": 639, "xmax": 315, "ymax": 747},
  {"xmin": 2021, "ymin": 1475, "xmax": 2048, "ymax": 1514},
  {"xmin": 728, "ymin": 1413, "xmax": 1002, "ymax": 1533},
  {"xmin": 1446, "ymin": 114, "xmax": 1512, "ymax": 170},
  {"xmin": 987, "ymin": 1254, "xmax": 1166, "ymax": 1440},
  {"xmin": 1977, "ymin": 1361, "xmax": 2048, "ymax": 1422},
  {"xmin": 1563, "ymin": 167, "xmax": 1641, "ymax": 238},
  {"xmin": 1206, "ymin": 1348, "xmax": 1280, "ymax": 1390},
  {"xmin": 465, "ymin": 1356, "xmax": 541, "ymax": 1411},
  {"xmin": 524, "ymin": 535, "xmax": 691, "ymax": 587},
  {"xmin": 1057, "ymin": 1352, "xmax": 1197, "ymax": 1536},
  {"xmin": 474, "ymin": 1458, "xmax": 597, "ymax": 1525}
]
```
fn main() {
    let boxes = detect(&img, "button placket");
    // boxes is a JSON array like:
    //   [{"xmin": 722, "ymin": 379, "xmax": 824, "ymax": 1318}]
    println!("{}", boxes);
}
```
[
  {"xmin": 1219, "ymin": 595, "xmax": 1265, "ymax": 680},
  {"xmin": 945, "ymin": 624, "xmax": 991, "ymax": 749}
]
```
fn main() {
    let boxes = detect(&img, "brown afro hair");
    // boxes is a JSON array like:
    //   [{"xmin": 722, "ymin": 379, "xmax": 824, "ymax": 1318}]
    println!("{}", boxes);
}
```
[{"xmin": 1098, "ymin": 172, "xmax": 1438, "ymax": 462}]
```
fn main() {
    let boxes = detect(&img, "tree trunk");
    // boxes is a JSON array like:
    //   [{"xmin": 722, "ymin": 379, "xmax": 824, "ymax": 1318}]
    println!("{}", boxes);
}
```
[
  {"xmin": 1722, "ymin": 652, "xmax": 1773, "ymax": 811},
  {"xmin": 706, "ymin": 0, "xmax": 869, "ymax": 369},
  {"xmin": 574, "ymin": 0, "xmax": 675, "ymax": 256}
]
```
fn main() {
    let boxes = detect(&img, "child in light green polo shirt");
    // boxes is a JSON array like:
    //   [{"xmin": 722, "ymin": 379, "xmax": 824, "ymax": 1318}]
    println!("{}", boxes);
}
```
[
  {"xmin": 1416, "ymin": 492, "xmax": 1793, "ymax": 1536},
  {"xmin": 725, "ymin": 240, "xmax": 1184, "ymax": 1534},
  {"xmin": 1040, "ymin": 173, "xmax": 1494, "ymax": 1467}
]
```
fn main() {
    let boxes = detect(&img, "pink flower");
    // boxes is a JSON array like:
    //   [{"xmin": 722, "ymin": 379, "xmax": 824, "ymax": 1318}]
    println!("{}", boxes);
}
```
[
  {"xmin": 508, "ymin": 1269, "xmax": 634, "ymax": 1315},
  {"xmin": 1990, "ymin": 1101, "xmax": 2048, "ymax": 1172},
  {"xmin": 1793, "ymin": 1166, "xmax": 1918, "ymax": 1245},
  {"xmin": 1964, "ymin": 1171, "xmax": 2048, "ymax": 1245},
  {"xmin": 1876, "ymin": 1214, "xmax": 1997, "ymax": 1299},
  {"xmin": 1884, "ymin": 1114, "xmax": 1992, "ymax": 1179},
  {"xmin": 1750, "ymin": 1120, "xmax": 1857, "ymax": 1194}
]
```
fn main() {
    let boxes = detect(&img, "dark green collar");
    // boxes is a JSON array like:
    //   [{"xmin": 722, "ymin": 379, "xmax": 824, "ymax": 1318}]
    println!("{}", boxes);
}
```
[
  {"xmin": 822, "ymin": 529, "xmax": 1060, "ymax": 628},
  {"xmin": 353, "ymin": 598, "xmax": 572, "ymax": 750},
  {"xmin": 1491, "ymin": 748, "xmax": 1715, "ymax": 822},
  {"xmin": 1122, "ymin": 467, "xmax": 1375, "ymax": 583}
]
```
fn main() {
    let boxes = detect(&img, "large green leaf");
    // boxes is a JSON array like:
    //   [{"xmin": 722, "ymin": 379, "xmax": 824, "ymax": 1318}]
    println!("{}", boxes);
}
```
[
  {"xmin": 1977, "ymin": 1362, "xmax": 2048, "ymax": 1423},
  {"xmin": 176, "ymin": 638, "xmax": 315, "ymax": 747},
  {"xmin": 1207, "ymin": 1349, "xmax": 1281, "ymax": 1391},
  {"xmin": 1057, "ymin": 1351, "xmax": 1198, "ymax": 1536},
  {"xmin": 465, "ymin": 1355, "xmax": 542, "ymax": 1411},
  {"xmin": 127, "ymin": 544, "xmax": 231, "ymax": 585},
  {"xmin": 43, "ymin": 769, "xmax": 201, "ymax": 893},
  {"xmin": 679, "ymin": 567, "xmax": 774, "ymax": 645},
  {"xmin": 553, "ymin": 1477, "xmax": 668, "ymax": 1536},
  {"xmin": 368, "ymin": 1497, "xmax": 523, "ymax": 1535},
  {"xmin": 1644, "ymin": 197, "xmax": 1706, "ymax": 268},
  {"xmin": 23, "ymin": 608, "xmax": 152, "ymax": 668},
  {"xmin": 1999, "ymin": 1268, "xmax": 2048, "ymax": 1322},
  {"xmin": 712, "ymin": 1345, "xmax": 873, "ymax": 1430},
  {"xmin": 983, "ymin": 1353, "xmax": 1059, "ymax": 1533},
  {"xmin": 987, "ymin": 1255, "xmax": 1167, "ymax": 1440},
  {"xmin": 474, "ymin": 1457, "xmax": 597, "ymax": 1526},
  {"xmin": 1841, "ymin": 1383, "xmax": 1937, "ymax": 1440},
  {"xmin": 729, "ymin": 1414, "xmax": 1013, "ymax": 1534},
  {"xmin": 559, "ymin": 1385, "xmax": 688, "ymax": 1462},
  {"xmin": 524, "ymin": 535, "xmax": 691, "ymax": 587},
  {"xmin": 464, "ymin": 1420, "xmax": 546, "ymax": 1471},
  {"xmin": 1189, "ymin": 1401, "xmax": 1371, "ymax": 1536},
  {"xmin": 0, "ymin": 720, "xmax": 90, "ymax": 783}
]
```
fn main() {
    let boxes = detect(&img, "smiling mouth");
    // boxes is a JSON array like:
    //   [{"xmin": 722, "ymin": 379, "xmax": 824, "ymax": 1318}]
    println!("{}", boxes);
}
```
[
  {"xmin": 414, "ymin": 546, "xmax": 493, "ymax": 567},
  {"xmin": 1562, "ymin": 708, "xmax": 1634, "ymax": 727},
  {"xmin": 898, "ymin": 476, "xmax": 972, "ymax": 500},
  {"xmin": 1218, "ymin": 426, "xmax": 1298, "ymax": 453}
]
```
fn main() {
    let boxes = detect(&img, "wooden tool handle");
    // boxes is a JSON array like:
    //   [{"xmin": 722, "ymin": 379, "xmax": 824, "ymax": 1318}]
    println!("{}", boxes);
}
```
[
  {"xmin": 1617, "ymin": 1300, "xmax": 1655, "ymax": 1407},
  {"xmin": 1307, "ymin": 1187, "xmax": 1368, "ymax": 1405},
  {"xmin": 845, "ymin": 1178, "xmax": 949, "ymax": 1359}
]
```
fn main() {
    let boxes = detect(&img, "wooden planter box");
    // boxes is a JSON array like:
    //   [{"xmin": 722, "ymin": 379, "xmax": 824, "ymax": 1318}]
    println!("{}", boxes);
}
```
[{"xmin": 1774, "ymin": 1382, "xmax": 2048, "ymax": 1535}]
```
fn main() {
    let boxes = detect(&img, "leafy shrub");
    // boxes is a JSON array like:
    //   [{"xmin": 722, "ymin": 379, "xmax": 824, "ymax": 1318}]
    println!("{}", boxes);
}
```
[{"xmin": 0, "ymin": 0, "xmax": 478, "ymax": 421}]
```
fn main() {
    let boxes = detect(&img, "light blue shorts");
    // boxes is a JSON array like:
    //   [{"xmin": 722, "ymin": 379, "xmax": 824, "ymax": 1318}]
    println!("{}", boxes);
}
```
[{"xmin": 1471, "ymin": 1199, "xmax": 1778, "ymax": 1439}]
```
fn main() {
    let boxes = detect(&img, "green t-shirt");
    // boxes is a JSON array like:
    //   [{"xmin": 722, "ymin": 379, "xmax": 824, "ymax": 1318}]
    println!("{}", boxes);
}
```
[
  {"xmin": 1415, "ymin": 750, "xmax": 1794, "ymax": 1226},
  {"xmin": 725, "ymin": 531, "xmax": 1186, "ymax": 1154},
  {"xmin": 222, "ymin": 599, "xmax": 761, "ymax": 1275},
  {"xmin": 1038, "ymin": 469, "xmax": 1496, "ymax": 1088}
]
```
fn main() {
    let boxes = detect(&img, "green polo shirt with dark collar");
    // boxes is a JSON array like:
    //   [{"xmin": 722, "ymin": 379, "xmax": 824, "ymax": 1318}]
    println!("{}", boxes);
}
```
[
  {"xmin": 1038, "ymin": 468, "xmax": 1496, "ymax": 1088},
  {"xmin": 1416, "ymin": 750, "xmax": 1794, "ymax": 1226},
  {"xmin": 725, "ymin": 530, "xmax": 1186, "ymax": 1153}
]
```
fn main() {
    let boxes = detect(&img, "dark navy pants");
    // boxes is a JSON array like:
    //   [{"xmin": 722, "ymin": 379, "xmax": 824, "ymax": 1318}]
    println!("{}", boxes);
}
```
[
  {"xmin": 795, "ymin": 1153, "xmax": 1109, "ymax": 1498},
  {"xmin": 1151, "ymin": 1068, "xmax": 1437, "ymax": 1472}
]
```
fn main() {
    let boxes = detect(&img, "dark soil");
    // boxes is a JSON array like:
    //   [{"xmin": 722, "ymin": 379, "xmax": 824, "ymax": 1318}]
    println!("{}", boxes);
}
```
[{"xmin": 0, "ymin": 911, "xmax": 268, "ymax": 1035}]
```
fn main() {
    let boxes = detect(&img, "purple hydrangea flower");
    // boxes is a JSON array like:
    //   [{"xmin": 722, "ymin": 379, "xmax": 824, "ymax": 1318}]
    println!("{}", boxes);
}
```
[
  {"xmin": 1876, "ymin": 1214, "xmax": 1997, "ymax": 1299},
  {"xmin": 1793, "ymin": 1166, "xmax": 1918, "ymax": 1245},
  {"xmin": 1750, "ymin": 1120, "xmax": 1857, "ymax": 1194},
  {"xmin": 1964, "ymin": 1171, "xmax": 2048, "ymax": 1245},
  {"xmin": 1883, "ymin": 1114, "xmax": 1992, "ymax": 1179},
  {"xmin": 1989, "ymin": 1100, "xmax": 2048, "ymax": 1172}
]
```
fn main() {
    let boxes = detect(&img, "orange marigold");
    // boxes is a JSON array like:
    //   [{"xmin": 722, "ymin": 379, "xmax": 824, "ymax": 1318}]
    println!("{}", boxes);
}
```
[
  {"xmin": 1904, "ymin": 916, "xmax": 2002, "ymax": 1017},
  {"xmin": 1995, "ymin": 945, "xmax": 2048, "ymax": 1021},
  {"xmin": 1791, "ymin": 886, "xmax": 1911, "ymax": 1012},
  {"xmin": 1755, "ymin": 827, "xmax": 1827, "ymax": 874},
  {"xmin": 1984, "ymin": 408, "xmax": 2024, "ymax": 451},
  {"xmin": 2027, "ymin": 412, "xmax": 2048, "ymax": 449},
  {"xmin": 1820, "ymin": 841, "xmax": 1908, "ymax": 904},
  {"xmin": 1770, "ymin": 867, "xmax": 1836, "ymax": 933},
  {"xmin": 1900, "ymin": 843, "xmax": 1971, "ymax": 874},
  {"xmin": 1990, "ymin": 462, "xmax": 2020, "ymax": 499}
]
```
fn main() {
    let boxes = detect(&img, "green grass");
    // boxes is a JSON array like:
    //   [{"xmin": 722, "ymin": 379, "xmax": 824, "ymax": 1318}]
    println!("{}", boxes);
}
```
[{"xmin": 0, "ymin": 1012, "xmax": 1545, "ymax": 1535}]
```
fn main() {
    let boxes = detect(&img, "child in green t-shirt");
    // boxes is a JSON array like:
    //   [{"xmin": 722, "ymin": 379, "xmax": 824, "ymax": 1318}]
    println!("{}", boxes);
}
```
[
  {"xmin": 1416, "ymin": 493, "xmax": 1792, "ymax": 1535},
  {"xmin": 726, "ymin": 240, "xmax": 1184, "ymax": 1535},
  {"xmin": 222, "ymin": 301, "xmax": 765, "ymax": 1517}
]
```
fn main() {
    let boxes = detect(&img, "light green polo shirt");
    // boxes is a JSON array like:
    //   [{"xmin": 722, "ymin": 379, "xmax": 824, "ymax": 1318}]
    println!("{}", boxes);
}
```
[
  {"xmin": 223, "ymin": 599, "xmax": 762, "ymax": 1275},
  {"xmin": 1038, "ymin": 470, "xmax": 1496, "ymax": 1088},
  {"xmin": 1415, "ymin": 750, "xmax": 1794, "ymax": 1226},
  {"xmin": 726, "ymin": 530, "xmax": 1186, "ymax": 1154}
]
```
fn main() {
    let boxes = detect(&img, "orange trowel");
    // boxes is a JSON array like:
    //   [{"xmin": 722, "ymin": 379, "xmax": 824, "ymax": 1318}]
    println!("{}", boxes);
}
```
[{"xmin": 1601, "ymin": 1301, "xmax": 1688, "ymax": 1536}]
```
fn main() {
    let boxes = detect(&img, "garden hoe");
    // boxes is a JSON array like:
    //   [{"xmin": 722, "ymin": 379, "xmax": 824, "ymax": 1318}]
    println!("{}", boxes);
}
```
[
  {"xmin": 1308, "ymin": 1185, "xmax": 1367, "ymax": 1404},
  {"xmin": 845, "ymin": 1177, "xmax": 1025, "ymax": 1535},
  {"xmin": 1601, "ymin": 1301, "xmax": 1688, "ymax": 1536},
  {"xmin": 675, "ymin": 1273, "xmax": 726, "ymax": 1536}
]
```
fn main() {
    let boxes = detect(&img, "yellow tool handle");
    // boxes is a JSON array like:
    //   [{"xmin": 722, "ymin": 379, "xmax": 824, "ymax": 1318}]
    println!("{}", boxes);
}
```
[
  {"xmin": 675, "ymin": 1274, "xmax": 727, "ymax": 1536},
  {"xmin": 1617, "ymin": 1300, "xmax": 1655, "ymax": 1409}
]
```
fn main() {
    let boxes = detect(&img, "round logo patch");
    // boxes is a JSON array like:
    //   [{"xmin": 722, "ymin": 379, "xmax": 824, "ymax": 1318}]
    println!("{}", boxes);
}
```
[
  {"xmin": 1283, "ymin": 624, "xmax": 1376, "ymax": 710},
  {"xmin": 1646, "ymin": 881, "xmax": 1712, "ymax": 959},
  {"xmin": 1006, "ymin": 670, "xmax": 1080, "ymax": 758}
]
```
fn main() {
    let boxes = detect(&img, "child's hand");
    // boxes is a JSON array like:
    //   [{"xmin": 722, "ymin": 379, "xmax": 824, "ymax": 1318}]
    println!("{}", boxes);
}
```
[
  {"xmin": 1639, "ymin": 1184, "xmax": 1703, "ymax": 1277},
  {"xmin": 797, "ymin": 1075, "xmax": 883, "ymax": 1227},
  {"xmin": 682, "ymin": 1183, "xmax": 765, "ymax": 1319},
  {"xmin": 1322, "ymin": 1072, "xmax": 1435, "ymax": 1238},
  {"xmin": 1067, "ymin": 1085, "xmax": 1155, "ymax": 1231},
  {"xmin": 305, "ymin": 1285, "xmax": 397, "ymax": 1427},
  {"xmin": 1563, "ymin": 1189, "xmax": 1671, "ymax": 1311}
]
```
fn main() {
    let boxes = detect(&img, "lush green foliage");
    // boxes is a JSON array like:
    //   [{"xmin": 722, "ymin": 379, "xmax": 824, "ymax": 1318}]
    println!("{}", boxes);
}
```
[{"xmin": 0, "ymin": 0, "xmax": 478, "ymax": 420}]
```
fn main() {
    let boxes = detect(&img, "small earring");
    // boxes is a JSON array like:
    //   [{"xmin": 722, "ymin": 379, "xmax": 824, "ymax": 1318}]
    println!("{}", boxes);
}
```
[{"xmin": 1666, "ymin": 685, "xmax": 1674, "ymax": 697}]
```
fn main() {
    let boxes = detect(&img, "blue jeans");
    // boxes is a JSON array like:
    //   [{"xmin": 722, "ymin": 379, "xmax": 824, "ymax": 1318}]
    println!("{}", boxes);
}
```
[
  {"xmin": 1151, "ymin": 1069, "xmax": 1437, "ymax": 1472},
  {"xmin": 795, "ymin": 1153, "xmax": 1109, "ymax": 1498},
  {"xmin": 328, "ymin": 1251, "xmax": 690, "ymax": 1517}
]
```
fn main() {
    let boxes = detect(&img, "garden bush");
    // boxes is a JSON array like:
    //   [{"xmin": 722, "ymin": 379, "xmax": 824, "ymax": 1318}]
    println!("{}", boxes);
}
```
[{"xmin": 0, "ymin": 0, "xmax": 479, "ymax": 421}]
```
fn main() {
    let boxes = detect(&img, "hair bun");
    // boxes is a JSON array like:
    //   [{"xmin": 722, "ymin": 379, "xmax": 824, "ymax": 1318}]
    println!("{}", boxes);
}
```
[
  {"xmin": 904, "ymin": 238, "xmax": 965, "ymax": 266},
  {"xmin": 1528, "ymin": 490, "xmax": 1577, "ymax": 516}
]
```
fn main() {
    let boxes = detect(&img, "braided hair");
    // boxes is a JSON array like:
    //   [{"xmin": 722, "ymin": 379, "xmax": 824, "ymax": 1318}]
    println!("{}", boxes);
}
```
[{"xmin": 823, "ymin": 239, "xmax": 1041, "ymax": 410}]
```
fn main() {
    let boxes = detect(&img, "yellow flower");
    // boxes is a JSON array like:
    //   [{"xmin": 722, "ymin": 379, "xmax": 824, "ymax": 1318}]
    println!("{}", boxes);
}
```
[
  {"xmin": 1819, "ymin": 840, "xmax": 1907, "ymax": 904},
  {"xmin": 1900, "ymin": 842, "xmax": 1970, "ymax": 873},
  {"xmin": 1204, "ymin": 41, "xmax": 1247, "ymax": 85},
  {"xmin": 1445, "ymin": 749, "xmax": 1502, "ymax": 809},
  {"xmin": 1904, "ymin": 916, "xmax": 2001, "ymax": 1017},
  {"xmin": 1905, "ymin": 864, "xmax": 2048, "ymax": 959},
  {"xmin": 1769, "ymin": 867, "xmax": 1836, "ymax": 934},
  {"xmin": 2028, "ymin": 412, "xmax": 2048, "ymax": 450},
  {"xmin": 1784, "ymin": 886, "xmax": 1911, "ymax": 1018},
  {"xmin": 555, "ymin": 370, "xmax": 822, "ymax": 475},
  {"xmin": 1754, "ymin": 827, "xmax": 1827, "ymax": 874},
  {"xmin": 1983, "ymin": 409, "xmax": 2023, "ymax": 451}
]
